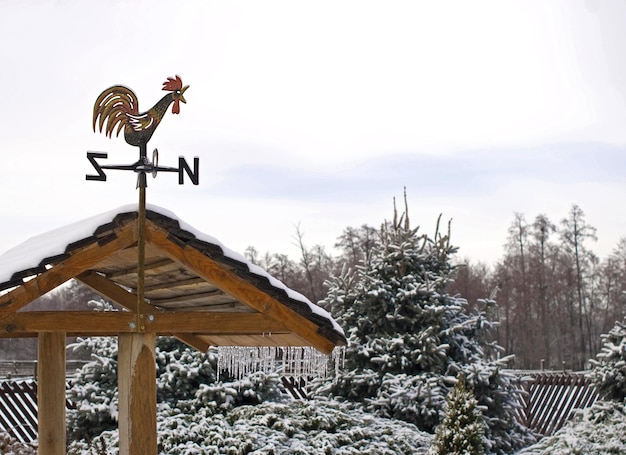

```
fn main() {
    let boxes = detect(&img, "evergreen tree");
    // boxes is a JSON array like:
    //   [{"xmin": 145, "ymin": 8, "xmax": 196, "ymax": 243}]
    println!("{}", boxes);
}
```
[
  {"xmin": 316, "ymin": 195, "xmax": 535, "ymax": 454},
  {"xmin": 589, "ymin": 319, "xmax": 626, "ymax": 401},
  {"xmin": 430, "ymin": 376, "xmax": 485, "ymax": 455},
  {"xmin": 67, "ymin": 334, "xmax": 284, "ymax": 441}
]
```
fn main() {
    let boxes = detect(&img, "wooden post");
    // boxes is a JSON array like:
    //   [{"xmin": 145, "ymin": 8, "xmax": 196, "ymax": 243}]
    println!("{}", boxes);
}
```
[
  {"xmin": 37, "ymin": 332, "xmax": 66, "ymax": 455},
  {"xmin": 118, "ymin": 332, "xmax": 157, "ymax": 455}
]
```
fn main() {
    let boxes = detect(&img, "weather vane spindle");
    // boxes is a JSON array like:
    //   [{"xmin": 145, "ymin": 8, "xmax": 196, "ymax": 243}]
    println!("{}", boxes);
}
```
[{"xmin": 87, "ymin": 75, "xmax": 199, "ymax": 331}]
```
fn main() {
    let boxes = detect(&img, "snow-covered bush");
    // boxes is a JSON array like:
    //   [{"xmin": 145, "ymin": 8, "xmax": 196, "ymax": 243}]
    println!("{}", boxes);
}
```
[
  {"xmin": 430, "ymin": 376, "xmax": 485, "ymax": 455},
  {"xmin": 589, "ymin": 319, "xmax": 626, "ymax": 401},
  {"xmin": 67, "ymin": 336, "xmax": 119, "ymax": 440},
  {"xmin": 67, "ymin": 335, "xmax": 283, "ymax": 441},
  {"xmin": 316, "ymin": 205, "xmax": 535, "ymax": 454},
  {"xmin": 67, "ymin": 399, "xmax": 434, "ymax": 454},
  {"xmin": 0, "ymin": 432, "xmax": 36, "ymax": 455},
  {"xmin": 516, "ymin": 400, "xmax": 626, "ymax": 455}
]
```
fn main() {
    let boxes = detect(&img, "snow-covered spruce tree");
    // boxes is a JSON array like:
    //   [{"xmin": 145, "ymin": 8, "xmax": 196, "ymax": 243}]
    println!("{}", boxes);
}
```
[
  {"xmin": 66, "ymin": 335, "xmax": 119, "ymax": 440},
  {"xmin": 67, "ymin": 334, "xmax": 283, "ymax": 441},
  {"xmin": 589, "ymin": 319, "xmax": 626, "ymax": 401},
  {"xmin": 315, "ymin": 196, "xmax": 535, "ymax": 454},
  {"xmin": 430, "ymin": 375, "xmax": 485, "ymax": 455}
]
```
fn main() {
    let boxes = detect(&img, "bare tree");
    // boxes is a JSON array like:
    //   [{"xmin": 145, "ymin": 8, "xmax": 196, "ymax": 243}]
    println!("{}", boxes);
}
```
[
  {"xmin": 530, "ymin": 214, "xmax": 556, "ymax": 367},
  {"xmin": 560, "ymin": 204, "xmax": 597, "ymax": 369},
  {"xmin": 293, "ymin": 224, "xmax": 336, "ymax": 303},
  {"xmin": 335, "ymin": 225, "xmax": 378, "ymax": 271}
]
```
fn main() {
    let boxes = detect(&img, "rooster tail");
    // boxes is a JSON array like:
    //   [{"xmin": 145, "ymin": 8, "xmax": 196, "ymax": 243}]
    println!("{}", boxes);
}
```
[{"xmin": 92, "ymin": 86, "xmax": 139, "ymax": 138}]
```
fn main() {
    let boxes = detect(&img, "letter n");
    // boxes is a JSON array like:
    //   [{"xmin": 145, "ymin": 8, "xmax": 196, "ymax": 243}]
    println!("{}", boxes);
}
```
[{"xmin": 178, "ymin": 156, "xmax": 199, "ymax": 185}]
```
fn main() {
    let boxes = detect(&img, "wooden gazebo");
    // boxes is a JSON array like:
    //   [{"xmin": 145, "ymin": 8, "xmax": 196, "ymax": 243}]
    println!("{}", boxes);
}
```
[{"xmin": 0, "ymin": 205, "xmax": 346, "ymax": 454}]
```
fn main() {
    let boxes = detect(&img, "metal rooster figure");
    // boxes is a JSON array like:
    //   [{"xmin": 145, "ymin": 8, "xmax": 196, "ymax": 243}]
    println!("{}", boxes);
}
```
[
  {"xmin": 87, "ymin": 75, "xmax": 198, "ymax": 187},
  {"xmin": 93, "ymin": 75, "xmax": 189, "ymax": 150}
]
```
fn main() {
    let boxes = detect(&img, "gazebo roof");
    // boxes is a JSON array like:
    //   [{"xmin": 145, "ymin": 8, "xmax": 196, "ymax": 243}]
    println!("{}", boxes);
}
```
[{"xmin": 0, "ymin": 205, "xmax": 346, "ymax": 354}]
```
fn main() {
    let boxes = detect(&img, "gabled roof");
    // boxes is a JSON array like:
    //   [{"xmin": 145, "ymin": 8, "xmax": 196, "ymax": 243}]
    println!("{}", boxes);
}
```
[{"xmin": 0, "ymin": 205, "xmax": 346, "ymax": 354}]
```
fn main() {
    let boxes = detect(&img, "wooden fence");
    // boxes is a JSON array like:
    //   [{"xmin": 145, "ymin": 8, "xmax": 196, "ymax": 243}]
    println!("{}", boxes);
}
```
[
  {"xmin": 0, "ymin": 372, "xmax": 601, "ymax": 443},
  {"xmin": 281, "ymin": 372, "xmax": 600, "ymax": 437},
  {"xmin": 281, "ymin": 376, "xmax": 310, "ymax": 400},
  {"xmin": 0, "ymin": 360, "xmax": 87, "ymax": 380},
  {"xmin": 0, "ymin": 380, "xmax": 38, "ymax": 443},
  {"xmin": 518, "ymin": 372, "xmax": 599, "ymax": 436}
]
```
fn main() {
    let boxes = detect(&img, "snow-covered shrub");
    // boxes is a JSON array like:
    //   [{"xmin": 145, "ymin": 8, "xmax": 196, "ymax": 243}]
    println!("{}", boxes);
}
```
[
  {"xmin": 67, "ymin": 335, "xmax": 284, "ymax": 441},
  {"xmin": 315, "ymin": 206, "xmax": 535, "ymax": 454},
  {"xmin": 0, "ymin": 432, "xmax": 36, "ymax": 455},
  {"xmin": 430, "ymin": 376, "xmax": 485, "ymax": 455},
  {"xmin": 156, "ymin": 336, "xmax": 219, "ymax": 404},
  {"xmin": 516, "ymin": 400, "xmax": 626, "ymax": 455},
  {"xmin": 589, "ymin": 319, "xmax": 626, "ymax": 401},
  {"xmin": 67, "ymin": 336, "xmax": 119, "ymax": 440},
  {"xmin": 68, "ymin": 399, "xmax": 434, "ymax": 454}
]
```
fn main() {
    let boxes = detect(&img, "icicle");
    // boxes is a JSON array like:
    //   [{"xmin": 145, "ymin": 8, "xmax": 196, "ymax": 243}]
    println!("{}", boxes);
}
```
[{"xmin": 217, "ymin": 345, "xmax": 346, "ymax": 380}]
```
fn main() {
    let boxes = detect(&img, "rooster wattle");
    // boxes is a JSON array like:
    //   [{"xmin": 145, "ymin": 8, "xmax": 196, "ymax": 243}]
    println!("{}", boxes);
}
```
[{"xmin": 92, "ymin": 75, "xmax": 189, "ymax": 150}]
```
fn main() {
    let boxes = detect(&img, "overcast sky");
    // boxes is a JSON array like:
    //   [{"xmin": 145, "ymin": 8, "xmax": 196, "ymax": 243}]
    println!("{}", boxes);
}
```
[{"xmin": 1, "ymin": 0, "xmax": 625, "ymax": 266}]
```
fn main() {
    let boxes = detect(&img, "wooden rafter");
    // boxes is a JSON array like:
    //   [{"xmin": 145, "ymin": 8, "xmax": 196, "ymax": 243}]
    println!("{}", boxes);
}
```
[
  {"xmin": 0, "ymin": 224, "xmax": 137, "ymax": 320},
  {"xmin": 145, "ymin": 221, "xmax": 337, "ymax": 354}
]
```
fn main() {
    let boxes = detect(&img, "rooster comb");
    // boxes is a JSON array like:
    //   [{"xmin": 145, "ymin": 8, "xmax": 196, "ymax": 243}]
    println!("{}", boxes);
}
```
[{"xmin": 163, "ymin": 75, "xmax": 183, "ymax": 91}]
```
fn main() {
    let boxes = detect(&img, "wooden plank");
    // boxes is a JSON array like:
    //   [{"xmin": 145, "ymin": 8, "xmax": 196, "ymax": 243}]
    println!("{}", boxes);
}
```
[
  {"xmin": 0, "ymin": 311, "xmax": 289, "ymax": 336},
  {"xmin": 38, "ymin": 332, "xmax": 66, "ymax": 455},
  {"xmin": 106, "ymin": 257, "xmax": 173, "ymax": 278},
  {"xmin": 149, "ymin": 289, "xmax": 225, "ymax": 306},
  {"xmin": 0, "ymin": 224, "xmax": 137, "ymax": 318},
  {"xmin": 118, "ymin": 332, "xmax": 157, "ymax": 455},
  {"xmin": 1, "ymin": 311, "xmax": 136, "ymax": 335},
  {"xmin": 145, "ymin": 312, "xmax": 289, "ymax": 334},
  {"xmin": 196, "ymin": 332, "xmax": 314, "ymax": 348},
  {"xmin": 143, "ymin": 276, "xmax": 206, "ymax": 292},
  {"xmin": 145, "ymin": 222, "xmax": 337, "ymax": 354}
]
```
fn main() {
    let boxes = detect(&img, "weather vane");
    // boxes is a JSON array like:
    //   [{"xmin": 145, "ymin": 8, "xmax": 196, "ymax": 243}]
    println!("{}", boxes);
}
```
[
  {"xmin": 86, "ymin": 75, "xmax": 198, "ymax": 187},
  {"xmin": 86, "ymin": 75, "xmax": 198, "ymax": 332}
]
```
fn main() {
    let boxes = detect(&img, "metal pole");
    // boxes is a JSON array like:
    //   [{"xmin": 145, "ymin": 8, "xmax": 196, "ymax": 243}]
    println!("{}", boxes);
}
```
[{"xmin": 137, "ymin": 144, "xmax": 147, "ymax": 332}]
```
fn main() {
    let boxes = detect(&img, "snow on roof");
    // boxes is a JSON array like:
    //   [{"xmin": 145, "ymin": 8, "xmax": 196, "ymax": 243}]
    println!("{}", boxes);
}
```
[{"xmin": 0, "ymin": 204, "xmax": 344, "ymax": 338}]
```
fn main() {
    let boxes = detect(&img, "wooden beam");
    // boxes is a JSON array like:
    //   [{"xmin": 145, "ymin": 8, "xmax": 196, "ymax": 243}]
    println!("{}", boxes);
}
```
[
  {"xmin": 2, "ymin": 311, "xmax": 135, "ymax": 334},
  {"xmin": 145, "ymin": 222, "xmax": 337, "ymax": 354},
  {"xmin": 38, "ymin": 332, "xmax": 66, "ymax": 455},
  {"xmin": 172, "ymin": 333, "xmax": 211, "ymax": 352},
  {"xmin": 0, "ymin": 311, "xmax": 289, "ymax": 336},
  {"xmin": 118, "ymin": 332, "xmax": 157, "ymax": 455},
  {"xmin": 0, "ymin": 224, "xmax": 137, "ymax": 319},
  {"xmin": 78, "ymin": 270, "xmax": 216, "ymax": 352},
  {"xmin": 196, "ymin": 332, "xmax": 321, "ymax": 348},
  {"xmin": 145, "ymin": 312, "xmax": 289, "ymax": 334},
  {"xmin": 78, "ymin": 270, "xmax": 137, "ymax": 310}
]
